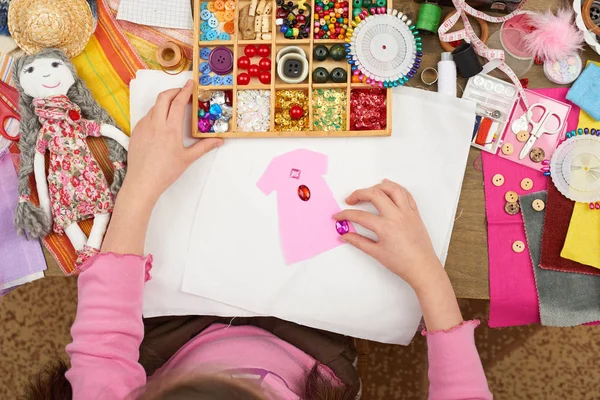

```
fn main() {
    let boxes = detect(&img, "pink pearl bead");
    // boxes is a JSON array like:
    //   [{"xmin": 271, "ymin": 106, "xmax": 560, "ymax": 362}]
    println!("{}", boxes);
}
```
[
  {"xmin": 378, "ymin": 82, "xmax": 383, "ymax": 88},
  {"xmin": 596, "ymin": 202, "xmax": 600, "ymax": 210},
  {"xmin": 590, "ymin": 203, "xmax": 595, "ymax": 210},
  {"xmin": 366, "ymin": 78, "xmax": 371, "ymax": 84},
  {"xmin": 353, "ymin": 70, "xmax": 359, "ymax": 75}
]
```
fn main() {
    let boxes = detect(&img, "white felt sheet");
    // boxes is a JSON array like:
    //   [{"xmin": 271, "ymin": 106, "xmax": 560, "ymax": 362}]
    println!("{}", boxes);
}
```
[
  {"xmin": 179, "ymin": 88, "xmax": 476, "ymax": 344},
  {"xmin": 131, "ymin": 71, "xmax": 255, "ymax": 318}
]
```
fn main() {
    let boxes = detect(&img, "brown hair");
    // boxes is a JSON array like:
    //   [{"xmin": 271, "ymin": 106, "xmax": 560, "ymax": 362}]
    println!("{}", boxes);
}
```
[{"xmin": 25, "ymin": 361, "xmax": 357, "ymax": 400}]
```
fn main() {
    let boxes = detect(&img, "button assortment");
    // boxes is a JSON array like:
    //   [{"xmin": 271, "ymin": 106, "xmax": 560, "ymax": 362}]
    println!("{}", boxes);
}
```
[
  {"xmin": 199, "ymin": 1, "xmax": 236, "ymax": 42},
  {"xmin": 199, "ymin": 47, "xmax": 233, "ymax": 87}
]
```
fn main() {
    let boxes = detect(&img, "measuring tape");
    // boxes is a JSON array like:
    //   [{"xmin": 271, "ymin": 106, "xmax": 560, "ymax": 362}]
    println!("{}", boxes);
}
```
[{"xmin": 438, "ymin": 0, "xmax": 530, "ymax": 110}]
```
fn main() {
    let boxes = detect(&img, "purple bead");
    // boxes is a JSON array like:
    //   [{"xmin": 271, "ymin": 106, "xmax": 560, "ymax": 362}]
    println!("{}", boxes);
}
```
[
  {"xmin": 407, "ymin": 72, "xmax": 414, "ymax": 78},
  {"xmin": 585, "ymin": 128, "xmax": 589, "ymax": 134},
  {"xmin": 335, "ymin": 220, "xmax": 350, "ymax": 235},
  {"xmin": 410, "ymin": 68, "xmax": 417, "ymax": 74},
  {"xmin": 198, "ymin": 118, "xmax": 212, "ymax": 133},
  {"xmin": 416, "ymin": 51, "xmax": 423, "ymax": 57}
]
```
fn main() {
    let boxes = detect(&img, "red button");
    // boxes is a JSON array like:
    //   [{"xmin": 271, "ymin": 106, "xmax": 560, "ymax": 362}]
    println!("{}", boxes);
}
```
[{"xmin": 68, "ymin": 109, "xmax": 81, "ymax": 121}]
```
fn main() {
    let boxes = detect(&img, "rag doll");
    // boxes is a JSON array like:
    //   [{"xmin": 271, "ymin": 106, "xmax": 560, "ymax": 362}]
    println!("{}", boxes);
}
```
[{"xmin": 13, "ymin": 48, "xmax": 129, "ymax": 265}]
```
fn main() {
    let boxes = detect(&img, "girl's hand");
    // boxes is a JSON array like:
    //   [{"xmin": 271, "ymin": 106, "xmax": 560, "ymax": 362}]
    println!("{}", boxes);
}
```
[
  {"xmin": 124, "ymin": 80, "xmax": 224, "ymax": 203},
  {"xmin": 335, "ymin": 180, "xmax": 463, "ymax": 331},
  {"xmin": 334, "ymin": 179, "xmax": 442, "ymax": 292}
]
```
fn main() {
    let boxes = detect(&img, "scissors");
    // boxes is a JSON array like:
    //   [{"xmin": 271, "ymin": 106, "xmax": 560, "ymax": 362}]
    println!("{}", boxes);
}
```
[
  {"xmin": 519, "ymin": 103, "xmax": 563, "ymax": 160},
  {"xmin": 0, "ymin": 80, "xmax": 20, "ymax": 142}
]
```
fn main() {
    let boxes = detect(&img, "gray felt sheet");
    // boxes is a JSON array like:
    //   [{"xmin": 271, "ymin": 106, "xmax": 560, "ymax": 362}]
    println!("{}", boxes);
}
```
[{"xmin": 521, "ymin": 191, "xmax": 600, "ymax": 327}]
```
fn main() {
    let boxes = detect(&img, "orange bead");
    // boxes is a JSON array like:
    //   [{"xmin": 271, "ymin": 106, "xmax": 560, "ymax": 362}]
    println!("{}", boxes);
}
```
[{"xmin": 351, "ymin": 75, "xmax": 361, "ymax": 83}]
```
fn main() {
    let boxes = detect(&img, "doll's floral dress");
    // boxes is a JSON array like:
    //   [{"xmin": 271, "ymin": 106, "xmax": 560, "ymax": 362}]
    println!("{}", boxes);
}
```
[{"xmin": 33, "ymin": 95, "xmax": 114, "ymax": 234}]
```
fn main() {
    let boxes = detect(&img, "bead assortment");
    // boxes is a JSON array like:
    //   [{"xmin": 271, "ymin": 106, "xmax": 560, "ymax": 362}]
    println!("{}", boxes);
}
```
[
  {"xmin": 192, "ymin": 0, "xmax": 396, "ymax": 137},
  {"xmin": 313, "ymin": 0, "xmax": 349, "ymax": 40}
]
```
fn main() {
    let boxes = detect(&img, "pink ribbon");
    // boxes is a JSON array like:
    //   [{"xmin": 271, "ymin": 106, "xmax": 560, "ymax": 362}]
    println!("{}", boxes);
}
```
[{"xmin": 438, "ymin": 0, "xmax": 530, "ymax": 109}]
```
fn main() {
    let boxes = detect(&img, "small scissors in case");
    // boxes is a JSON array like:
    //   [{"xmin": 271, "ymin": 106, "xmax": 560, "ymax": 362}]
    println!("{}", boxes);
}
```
[
  {"xmin": 519, "ymin": 103, "xmax": 563, "ymax": 160},
  {"xmin": 0, "ymin": 80, "xmax": 20, "ymax": 142}
]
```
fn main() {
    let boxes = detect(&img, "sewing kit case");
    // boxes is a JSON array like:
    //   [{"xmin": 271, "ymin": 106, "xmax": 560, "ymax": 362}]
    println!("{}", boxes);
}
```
[
  {"xmin": 464, "ymin": 73, "xmax": 571, "ymax": 171},
  {"xmin": 192, "ymin": 0, "xmax": 396, "ymax": 138}
]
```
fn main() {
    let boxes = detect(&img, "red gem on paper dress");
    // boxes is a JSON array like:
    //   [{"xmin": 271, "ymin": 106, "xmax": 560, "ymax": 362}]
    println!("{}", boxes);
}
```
[
  {"xmin": 298, "ymin": 185, "xmax": 311, "ymax": 201},
  {"xmin": 68, "ymin": 109, "xmax": 81, "ymax": 121}
]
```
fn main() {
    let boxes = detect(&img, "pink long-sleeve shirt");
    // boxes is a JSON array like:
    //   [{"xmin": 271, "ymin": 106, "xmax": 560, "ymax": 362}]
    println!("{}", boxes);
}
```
[{"xmin": 65, "ymin": 253, "xmax": 492, "ymax": 400}]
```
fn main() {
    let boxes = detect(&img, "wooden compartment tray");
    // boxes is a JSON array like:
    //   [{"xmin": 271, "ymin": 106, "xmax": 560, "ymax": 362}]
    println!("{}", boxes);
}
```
[{"xmin": 192, "ymin": 0, "xmax": 392, "ymax": 138}]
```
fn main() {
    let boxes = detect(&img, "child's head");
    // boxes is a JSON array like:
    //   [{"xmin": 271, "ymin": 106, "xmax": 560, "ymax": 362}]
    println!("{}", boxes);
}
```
[{"xmin": 25, "ymin": 360, "xmax": 357, "ymax": 400}]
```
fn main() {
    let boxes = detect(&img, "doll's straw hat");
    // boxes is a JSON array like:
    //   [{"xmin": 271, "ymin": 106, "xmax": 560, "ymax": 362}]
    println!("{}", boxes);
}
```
[{"xmin": 8, "ymin": 0, "xmax": 94, "ymax": 58}]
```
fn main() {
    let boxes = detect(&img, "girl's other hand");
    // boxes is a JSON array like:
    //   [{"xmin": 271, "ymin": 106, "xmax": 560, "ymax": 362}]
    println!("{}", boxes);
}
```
[
  {"xmin": 124, "ymin": 80, "xmax": 224, "ymax": 203},
  {"xmin": 334, "ymin": 179, "xmax": 443, "ymax": 293}
]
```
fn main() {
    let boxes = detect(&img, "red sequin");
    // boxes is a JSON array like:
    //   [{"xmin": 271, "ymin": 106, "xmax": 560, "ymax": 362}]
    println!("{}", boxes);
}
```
[{"xmin": 350, "ymin": 89, "xmax": 387, "ymax": 131}]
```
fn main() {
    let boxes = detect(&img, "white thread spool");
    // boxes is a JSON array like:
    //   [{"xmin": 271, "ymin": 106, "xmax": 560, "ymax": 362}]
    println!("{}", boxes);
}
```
[{"xmin": 437, "ymin": 52, "xmax": 457, "ymax": 97}]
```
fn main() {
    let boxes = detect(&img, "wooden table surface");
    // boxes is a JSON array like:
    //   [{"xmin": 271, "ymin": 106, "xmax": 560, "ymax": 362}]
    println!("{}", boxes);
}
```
[{"xmin": 44, "ymin": 0, "xmax": 600, "ymax": 300}]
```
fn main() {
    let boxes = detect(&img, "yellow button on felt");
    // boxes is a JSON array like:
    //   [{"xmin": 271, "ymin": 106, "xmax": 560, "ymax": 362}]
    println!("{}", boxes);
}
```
[
  {"xmin": 492, "ymin": 174, "xmax": 505, "ymax": 187},
  {"xmin": 521, "ymin": 178, "xmax": 533, "ymax": 191},
  {"xmin": 532, "ymin": 199, "xmax": 545, "ymax": 211},
  {"xmin": 505, "ymin": 191, "xmax": 519, "ymax": 203},
  {"xmin": 512, "ymin": 240, "xmax": 525, "ymax": 253},
  {"xmin": 517, "ymin": 130, "xmax": 530, "ymax": 142},
  {"xmin": 501, "ymin": 143, "xmax": 514, "ymax": 155}
]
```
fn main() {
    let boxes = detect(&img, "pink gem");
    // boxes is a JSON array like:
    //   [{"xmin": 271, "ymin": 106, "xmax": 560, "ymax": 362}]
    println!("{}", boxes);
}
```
[
  {"xmin": 336, "ymin": 220, "xmax": 350, "ymax": 235},
  {"xmin": 590, "ymin": 203, "xmax": 595, "ymax": 210},
  {"xmin": 290, "ymin": 168, "xmax": 301, "ymax": 179},
  {"xmin": 596, "ymin": 202, "xmax": 600, "ymax": 210}
]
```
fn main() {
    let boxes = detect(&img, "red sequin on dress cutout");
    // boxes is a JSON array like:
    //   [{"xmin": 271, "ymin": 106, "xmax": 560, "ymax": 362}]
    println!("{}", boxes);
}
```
[
  {"xmin": 298, "ymin": 185, "xmax": 311, "ymax": 201},
  {"xmin": 350, "ymin": 89, "xmax": 387, "ymax": 131}
]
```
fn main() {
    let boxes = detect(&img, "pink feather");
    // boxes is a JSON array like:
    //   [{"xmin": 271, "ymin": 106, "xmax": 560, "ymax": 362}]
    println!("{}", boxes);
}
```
[{"xmin": 523, "ymin": 9, "xmax": 584, "ymax": 61}]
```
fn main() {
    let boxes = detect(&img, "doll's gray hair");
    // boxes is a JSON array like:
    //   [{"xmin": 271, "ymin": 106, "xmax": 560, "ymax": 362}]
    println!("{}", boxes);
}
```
[{"xmin": 13, "ymin": 48, "xmax": 127, "ymax": 239}]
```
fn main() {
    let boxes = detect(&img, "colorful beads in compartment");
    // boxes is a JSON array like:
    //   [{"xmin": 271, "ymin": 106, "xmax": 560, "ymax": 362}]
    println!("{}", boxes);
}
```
[
  {"xmin": 314, "ymin": 0, "xmax": 349, "ymax": 40},
  {"xmin": 197, "ymin": 90, "xmax": 233, "ymax": 133},
  {"xmin": 276, "ymin": 0, "xmax": 311, "ymax": 39}
]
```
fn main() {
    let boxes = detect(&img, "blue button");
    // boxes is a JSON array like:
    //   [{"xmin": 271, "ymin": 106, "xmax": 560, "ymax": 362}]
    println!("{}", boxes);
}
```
[
  {"xmin": 206, "ymin": 30, "xmax": 218, "ymax": 41},
  {"xmin": 211, "ymin": 75, "xmax": 223, "ymax": 85},
  {"xmin": 219, "ymin": 32, "xmax": 231, "ymax": 41},
  {"xmin": 223, "ymin": 75, "xmax": 233, "ymax": 85},
  {"xmin": 201, "ymin": 2, "xmax": 208, "ymax": 10},
  {"xmin": 201, "ymin": 9, "xmax": 212, "ymax": 20},
  {"xmin": 208, "ymin": 16, "xmax": 219, "ymax": 28},
  {"xmin": 200, "ymin": 33, "xmax": 207, "ymax": 41},
  {"xmin": 200, "ymin": 75, "xmax": 212, "ymax": 86},
  {"xmin": 199, "ymin": 62, "xmax": 211, "ymax": 74},
  {"xmin": 200, "ymin": 47, "xmax": 211, "ymax": 60},
  {"xmin": 201, "ymin": 21, "xmax": 211, "ymax": 32}
]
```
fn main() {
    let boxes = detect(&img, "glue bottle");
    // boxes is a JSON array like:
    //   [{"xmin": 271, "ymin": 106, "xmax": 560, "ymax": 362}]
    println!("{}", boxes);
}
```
[{"xmin": 437, "ymin": 52, "xmax": 457, "ymax": 97}]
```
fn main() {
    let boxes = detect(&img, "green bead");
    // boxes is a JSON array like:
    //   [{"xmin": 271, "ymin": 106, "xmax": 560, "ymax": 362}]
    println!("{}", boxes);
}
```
[
  {"xmin": 312, "ymin": 67, "xmax": 330, "ymax": 83},
  {"xmin": 198, "ymin": 109, "xmax": 205, "ymax": 117},
  {"xmin": 330, "ymin": 44, "xmax": 346, "ymax": 61},
  {"xmin": 313, "ymin": 44, "xmax": 329, "ymax": 61},
  {"xmin": 353, "ymin": 0, "xmax": 363, "ymax": 7},
  {"xmin": 353, "ymin": 7, "xmax": 362, "ymax": 17},
  {"xmin": 362, "ymin": 0, "xmax": 371, "ymax": 6},
  {"xmin": 376, "ymin": 0, "xmax": 386, "ymax": 6},
  {"xmin": 409, "ymin": 25, "xmax": 416, "ymax": 30},
  {"xmin": 330, "ymin": 67, "xmax": 348, "ymax": 83}
]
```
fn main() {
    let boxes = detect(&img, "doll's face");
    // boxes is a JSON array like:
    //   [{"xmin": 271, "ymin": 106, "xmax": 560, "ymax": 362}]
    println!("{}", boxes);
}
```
[{"xmin": 19, "ymin": 58, "xmax": 75, "ymax": 99}]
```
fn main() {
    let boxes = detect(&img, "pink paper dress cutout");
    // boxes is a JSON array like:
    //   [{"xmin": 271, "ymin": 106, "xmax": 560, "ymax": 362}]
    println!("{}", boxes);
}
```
[{"xmin": 257, "ymin": 149, "xmax": 351, "ymax": 265}]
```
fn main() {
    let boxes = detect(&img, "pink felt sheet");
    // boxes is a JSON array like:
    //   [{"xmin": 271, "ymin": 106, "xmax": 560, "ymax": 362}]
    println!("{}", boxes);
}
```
[{"xmin": 484, "ymin": 88, "xmax": 579, "ymax": 328}]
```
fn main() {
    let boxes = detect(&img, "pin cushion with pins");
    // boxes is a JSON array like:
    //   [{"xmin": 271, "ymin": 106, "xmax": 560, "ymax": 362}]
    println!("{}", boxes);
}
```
[{"xmin": 192, "ymin": 0, "xmax": 399, "ymax": 137}]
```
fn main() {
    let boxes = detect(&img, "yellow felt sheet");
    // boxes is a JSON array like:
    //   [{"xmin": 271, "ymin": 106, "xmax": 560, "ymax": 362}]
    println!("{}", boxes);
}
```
[{"xmin": 561, "ymin": 61, "xmax": 600, "ymax": 268}]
